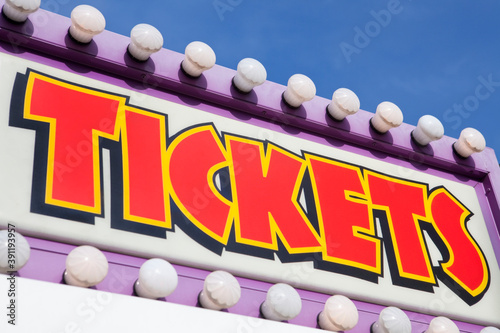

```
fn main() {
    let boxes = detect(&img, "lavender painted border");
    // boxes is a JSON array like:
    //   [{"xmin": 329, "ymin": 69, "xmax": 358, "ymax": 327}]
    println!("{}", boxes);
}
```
[
  {"xmin": 15, "ymin": 236, "xmax": 485, "ymax": 332},
  {"xmin": 0, "ymin": 2, "xmax": 498, "ymax": 331}
]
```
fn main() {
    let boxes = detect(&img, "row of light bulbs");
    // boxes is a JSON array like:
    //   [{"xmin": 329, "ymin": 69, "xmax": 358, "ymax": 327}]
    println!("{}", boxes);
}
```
[
  {"xmin": 2, "ymin": 1, "xmax": 488, "ymax": 159},
  {"xmin": 1, "ymin": 230, "xmax": 499, "ymax": 332}
]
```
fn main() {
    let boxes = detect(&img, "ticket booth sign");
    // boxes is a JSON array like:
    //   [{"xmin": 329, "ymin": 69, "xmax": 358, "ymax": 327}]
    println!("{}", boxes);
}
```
[{"xmin": 0, "ymin": 52, "xmax": 499, "ymax": 326}]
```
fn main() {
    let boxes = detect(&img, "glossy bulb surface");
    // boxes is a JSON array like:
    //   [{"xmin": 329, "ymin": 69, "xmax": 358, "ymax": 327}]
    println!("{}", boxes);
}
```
[
  {"xmin": 64, "ymin": 245, "xmax": 108, "ymax": 288},
  {"xmin": 424, "ymin": 316, "xmax": 459, "ymax": 333},
  {"xmin": 481, "ymin": 327, "xmax": 500, "ymax": 333},
  {"xmin": 371, "ymin": 306, "xmax": 411, "ymax": 333},
  {"xmin": 283, "ymin": 74, "xmax": 316, "ymax": 108},
  {"xmin": 182, "ymin": 41, "xmax": 216, "ymax": 77},
  {"xmin": 3, "ymin": 0, "xmax": 40, "ymax": 22},
  {"xmin": 233, "ymin": 58, "xmax": 267, "ymax": 93},
  {"xmin": 261, "ymin": 283, "xmax": 302, "ymax": 321},
  {"xmin": 453, "ymin": 127, "xmax": 486, "ymax": 158},
  {"xmin": 412, "ymin": 115, "xmax": 445, "ymax": 146},
  {"xmin": 318, "ymin": 295, "xmax": 359, "ymax": 331},
  {"xmin": 327, "ymin": 88, "xmax": 360, "ymax": 121},
  {"xmin": 371, "ymin": 101, "xmax": 403, "ymax": 133},
  {"xmin": 199, "ymin": 270, "xmax": 241, "ymax": 310},
  {"xmin": 128, "ymin": 24, "xmax": 163, "ymax": 61},
  {"xmin": 69, "ymin": 5, "xmax": 106, "ymax": 43},
  {"xmin": 0, "ymin": 229, "xmax": 30, "ymax": 273},
  {"xmin": 134, "ymin": 258, "xmax": 178, "ymax": 299}
]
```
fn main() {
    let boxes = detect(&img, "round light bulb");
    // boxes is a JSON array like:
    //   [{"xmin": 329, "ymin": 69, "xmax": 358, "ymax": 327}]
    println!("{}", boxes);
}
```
[
  {"xmin": 327, "ymin": 88, "xmax": 360, "ymax": 121},
  {"xmin": 481, "ymin": 327, "xmax": 500, "ymax": 333},
  {"xmin": 134, "ymin": 258, "xmax": 178, "ymax": 299},
  {"xmin": 424, "ymin": 316, "xmax": 459, "ymax": 333},
  {"xmin": 283, "ymin": 74, "xmax": 316, "ymax": 108},
  {"xmin": 69, "ymin": 5, "xmax": 106, "ymax": 43},
  {"xmin": 128, "ymin": 23, "xmax": 163, "ymax": 61},
  {"xmin": 199, "ymin": 270, "xmax": 241, "ymax": 310},
  {"xmin": 2, "ymin": 0, "xmax": 40, "ymax": 22},
  {"xmin": 181, "ymin": 41, "xmax": 216, "ymax": 77},
  {"xmin": 318, "ymin": 295, "xmax": 359, "ymax": 331},
  {"xmin": 453, "ymin": 127, "xmax": 486, "ymax": 158},
  {"xmin": 232, "ymin": 58, "xmax": 267, "ymax": 93},
  {"xmin": 261, "ymin": 283, "xmax": 302, "ymax": 321},
  {"xmin": 412, "ymin": 115, "xmax": 445, "ymax": 146},
  {"xmin": 64, "ymin": 245, "xmax": 108, "ymax": 288},
  {"xmin": 371, "ymin": 306, "xmax": 411, "ymax": 333},
  {"xmin": 0, "ymin": 229, "xmax": 30, "ymax": 273},
  {"xmin": 371, "ymin": 101, "xmax": 404, "ymax": 133}
]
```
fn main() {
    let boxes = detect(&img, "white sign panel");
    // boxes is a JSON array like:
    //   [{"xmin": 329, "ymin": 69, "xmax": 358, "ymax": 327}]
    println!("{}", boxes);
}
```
[{"xmin": 0, "ymin": 52, "xmax": 498, "ymax": 325}]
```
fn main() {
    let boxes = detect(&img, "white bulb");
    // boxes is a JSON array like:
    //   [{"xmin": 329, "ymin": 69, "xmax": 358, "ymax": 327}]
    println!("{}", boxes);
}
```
[
  {"xmin": 69, "ymin": 5, "xmax": 106, "ymax": 43},
  {"xmin": 453, "ymin": 127, "xmax": 486, "ymax": 158},
  {"xmin": 318, "ymin": 295, "xmax": 359, "ymax": 331},
  {"xmin": 327, "ymin": 88, "xmax": 360, "ymax": 121},
  {"xmin": 481, "ymin": 327, "xmax": 500, "ymax": 333},
  {"xmin": 0, "ymin": 229, "xmax": 30, "ymax": 273},
  {"xmin": 134, "ymin": 258, "xmax": 178, "ymax": 299},
  {"xmin": 424, "ymin": 316, "xmax": 459, "ymax": 333},
  {"xmin": 261, "ymin": 283, "xmax": 302, "ymax": 321},
  {"xmin": 128, "ymin": 24, "xmax": 163, "ymax": 61},
  {"xmin": 2, "ymin": 0, "xmax": 40, "ymax": 22},
  {"xmin": 181, "ymin": 41, "xmax": 216, "ymax": 77},
  {"xmin": 199, "ymin": 270, "xmax": 241, "ymax": 310},
  {"xmin": 233, "ymin": 58, "xmax": 267, "ymax": 93},
  {"xmin": 371, "ymin": 306, "xmax": 412, "ymax": 333},
  {"xmin": 283, "ymin": 74, "xmax": 316, "ymax": 108},
  {"xmin": 371, "ymin": 101, "xmax": 404, "ymax": 133},
  {"xmin": 64, "ymin": 245, "xmax": 108, "ymax": 288},
  {"xmin": 412, "ymin": 115, "xmax": 444, "ymax": 146}
]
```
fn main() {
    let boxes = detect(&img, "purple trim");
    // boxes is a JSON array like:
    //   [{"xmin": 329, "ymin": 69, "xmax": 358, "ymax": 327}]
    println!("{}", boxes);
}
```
[
  {"xmin": 18, "ymin": 236, "xmax": 486, "ymax": 332},
  {"xmin": 480, "ymin": 151, "xmax": 500, "ymax": 263},
  {"xmin": 476, "ymin": 180, "xmax": 500, "ymax": 270}
]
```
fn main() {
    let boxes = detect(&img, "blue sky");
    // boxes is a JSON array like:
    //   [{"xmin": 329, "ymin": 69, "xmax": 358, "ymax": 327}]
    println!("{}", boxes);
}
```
[{"xmin": 41, "ymin": 0, "xmax": 500, "ymax": 157}]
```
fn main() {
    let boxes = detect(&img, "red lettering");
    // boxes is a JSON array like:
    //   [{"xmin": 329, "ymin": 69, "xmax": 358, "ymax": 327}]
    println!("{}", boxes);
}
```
[
  {"xmin": 430, "ymin": 188, "xmax": 489, "ymax": 297},
  {"xmin": 307, "ymin": 155, "xmax": 380, "ymax": 273},
  {"xmin": 167, "ymin": 126, "xmax": 233, "ymax": 243},
  {"xmin": 228, "ymin": 138, "xmax": 321, "ymax": 253},
  {"xmin": 24, "ymin": 73, "xmax": 170, "ymax": 229},
  {"xmin": 122, "ymin": 108, "xmax": 170, "ymax": 227},
  {"xmin": 17, "ymin": 72, "xmax": 490, "ymax": 305},
  {"xmin": 25, "ymin": 73, "xmax": 123, "ymax": 213},
  {"xmin": 367, "ymin": 172, "xmax": 435, "ymax": 283}
]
